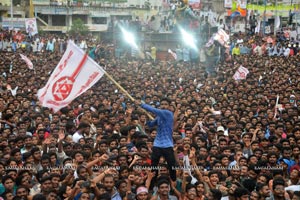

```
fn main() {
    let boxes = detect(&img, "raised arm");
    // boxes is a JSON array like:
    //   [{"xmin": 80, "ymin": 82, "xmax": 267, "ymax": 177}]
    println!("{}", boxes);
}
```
[
  {"xmin": 147, "ymin": 118, "xmax": 158, "ymax": 127},
  {"xmin": 141, "ymin": 103, "xmax": 172, "ymax": 119}
]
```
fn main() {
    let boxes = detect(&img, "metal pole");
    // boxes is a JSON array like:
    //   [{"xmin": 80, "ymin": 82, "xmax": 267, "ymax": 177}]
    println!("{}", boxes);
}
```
[
  {"xmin": 275, "ymin": 0, "xmax": 277, "ymax": 35},
  {"xmin": 263, "ymin": 0, "xmax": 266, "ymax": 36},
  {"xmin": 291, "ymin": 0, "xmax": 293, "ymax": 29},
  {"xmin": 10, "ymin": 0, "xmax": 13, "ymax": 30},
  {"xmin": 245, "ymin": 4, "xmax": 248, "ymax": 34}
]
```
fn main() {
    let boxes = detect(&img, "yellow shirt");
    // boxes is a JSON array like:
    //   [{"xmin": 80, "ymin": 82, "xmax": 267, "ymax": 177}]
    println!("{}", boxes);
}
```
[
  {"xmin": 232, "ymin": 47, "xmax": 240, "ymax": 56},
  {"xmin": 151, "ymin": 46, "xmax": 156, "ymax": 60}
]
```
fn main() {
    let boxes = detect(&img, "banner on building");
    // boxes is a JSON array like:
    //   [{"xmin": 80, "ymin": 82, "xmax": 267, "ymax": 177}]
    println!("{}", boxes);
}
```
[
  {"xmin": 2, "ymin": 18, "xmax": 26, "ymax": 29},
  {"xmin": 2, "ymin": 18, "xmax": 38, "ymax": 33},
  {"xmin": 189, "ymin": 0, "xmax": 201, "ymax": 9},
  {"xmin": 25, "ymin": 18, "xmax": 38, "ymax": 36},
  {"xmin": 246, "ymin": 3, "xmax": 299, "ymax": 12},
  {"xmin": 238, "ymin": 0, "xmax": 247, "ymax": 9},
  {"xmin": 224, "ymin": 0, "xmax": 232, "ymax": 8}
]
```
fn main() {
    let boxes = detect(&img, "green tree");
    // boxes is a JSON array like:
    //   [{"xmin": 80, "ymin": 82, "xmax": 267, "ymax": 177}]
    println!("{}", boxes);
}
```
[
  {"xmin": 69, "ymin": 18, "xmax": 89, "ymax": 36},
  {"xmin": 38, "ymin": 27, "xmax": 45, "ymax": 36}
]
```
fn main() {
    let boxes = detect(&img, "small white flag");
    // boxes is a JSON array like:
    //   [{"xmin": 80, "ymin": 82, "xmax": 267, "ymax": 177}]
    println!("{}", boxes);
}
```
[
  {"xmin": 168, "ymin": 49, "xmax": 177, "ymax": 60},
  {"xmin": 7, "ymin": 85, "xmax": 18, "ymax": 96},
  {"xmin": 213, "ymin": 29, "xmax": 230, "ymax": 47},
  {"xmin": 233, "ymin": 66, "xmax": 249, "ymax": 80},
  {"xmin": 20, "ymin": 54, "xmax": 34, "ymax": 69}
]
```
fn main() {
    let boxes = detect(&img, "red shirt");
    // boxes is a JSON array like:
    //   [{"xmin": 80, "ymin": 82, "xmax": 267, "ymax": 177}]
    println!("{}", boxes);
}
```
[
  {"xmin": 33, "ymin": 131, "xmax": 50, "ymax": 139},
  {"xmin": 290, "ymin": 48, "xmax": 294, "ymax": 56}
]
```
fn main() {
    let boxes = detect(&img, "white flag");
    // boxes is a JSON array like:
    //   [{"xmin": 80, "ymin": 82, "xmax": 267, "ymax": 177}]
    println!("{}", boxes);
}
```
[
  {"xmin": 213, "ymin": 29, "xmax": 230, "ymax": 47},
  {"xmin": 20, "ymin": 54, "xmax": 34, "ymax": 69},
  {"xmin": 168, "ymin": 49, "xmax": 177, "ymax": 60},
  {"xmin": 224, "ymin": 0, "xmax": 232, "ymax": 8},
  {"xmin": 255, "ymin": 20, "xmax": 261, "ymax": 33},
  {"xmin": 208, "ymin": 11, "xmax": 218, "ymax": 27},
  {"xmin": 233, "ymin": 66, "xmax": 249, "ymax": 80},
  {"xmin": 37, "ymin": 41, "xmax": 105, "ymax": 112},
  {"xmin": 238, "ymin": 0, "xmax": 247, "ymax": 9},
  {"xmin": 274, "ymin": 15, "xmax": 280, "ymax": 30},
  {"xmin": 274, "ymin": 95, "xmax": 280, "ymax": 118},
  {"xmin": 205, "ymin": 35, "xmax": 215, "ymax": 47},
  {"xmin": 145, "ymin": 52, "xmax": 153, "ymax": 59}
]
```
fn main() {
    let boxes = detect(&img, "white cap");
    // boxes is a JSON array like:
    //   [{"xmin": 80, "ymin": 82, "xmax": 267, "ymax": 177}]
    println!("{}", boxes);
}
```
[
  {"xmin": 136, "ymin": 186, "xmax": 148, "ymax": 195},
  {"xmin": 217, "ymin": 126, "xmax": 225, "ymax": 132}
]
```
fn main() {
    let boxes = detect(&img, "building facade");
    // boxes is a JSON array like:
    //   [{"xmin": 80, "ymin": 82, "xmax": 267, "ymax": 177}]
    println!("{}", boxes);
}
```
[
  {"xmin": 0, "ymin": 0, "xmax": 299, "ymax": 34},
  {"xmin": 0, "ymin": 0, "xmax": 161, "ymax": 32}
]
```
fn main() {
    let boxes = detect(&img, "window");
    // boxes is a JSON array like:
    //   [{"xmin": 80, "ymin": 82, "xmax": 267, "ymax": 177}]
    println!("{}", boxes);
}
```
[{"xmin": 92, "ymin": 17, "xmax": 107, "ymax": 25}]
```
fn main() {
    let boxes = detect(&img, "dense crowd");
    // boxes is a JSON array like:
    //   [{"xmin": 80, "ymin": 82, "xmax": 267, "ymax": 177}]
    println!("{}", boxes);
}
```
[{"xmin": 0, "ymin": 28, "xmax": 300, "ymax": 200}]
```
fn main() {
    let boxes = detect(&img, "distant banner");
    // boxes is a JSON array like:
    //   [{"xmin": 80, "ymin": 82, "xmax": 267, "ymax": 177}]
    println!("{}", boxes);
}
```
[
  {"xmin": 189, "ymin": 0, "xmax": 201, "ymax": 9},
  {"xmin": 2, "ymin": 18, "xmax": 38, "ymax": 32},
  {"xmin": 265, "ymin": 26, "xmax": 271, "ymax": 34},
  {"xmin": 224, "ymin": 0, "xmax": 232, "ymax": 8},
  {"xmin": 247, "ymin": 3, "xmax": 299, "ymax": 12},
  {"xmin": 238, "ymin": 0, "xmax": 247, "ymax": 9},
  {"xmin": 229, "ymin": 1, "xmax": 247, "ymax": 17},
  {"xmin": 2, "ymin": 18, "xmax": 26, "ymax": 29},
  {"xmin": 25, "ymin": 18, "xmax": 38, "ymax": 36},
  {"xmin": 208, "ymin": 10, "xmax": 218, "ymax": 26}
]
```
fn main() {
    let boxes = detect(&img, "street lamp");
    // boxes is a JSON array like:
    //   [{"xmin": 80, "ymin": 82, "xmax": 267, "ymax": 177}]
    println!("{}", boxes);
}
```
[
  {"xmin": 120, "ymin": 26, "xmax": 138, "ymax": 49},
  {"xmin": 179, "ymin": 27, "xmax": 198, "ymax": 51}
]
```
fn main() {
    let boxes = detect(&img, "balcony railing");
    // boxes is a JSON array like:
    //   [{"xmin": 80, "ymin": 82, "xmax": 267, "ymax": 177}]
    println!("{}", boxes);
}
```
[
  {"xmin": 0, "ymin": 5, "xmax": 26, "ymax": 12},
  {"xmin": 34, "ymin": 4, "xmax": 151, "ymax": 11}
]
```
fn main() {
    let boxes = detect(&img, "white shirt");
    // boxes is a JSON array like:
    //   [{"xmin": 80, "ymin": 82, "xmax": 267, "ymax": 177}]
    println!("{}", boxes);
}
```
[
  {"xmin": 285, "ymin": 185, "xmax": 300, "ymax": 191},
  {"xmin": 284, "ymin": 48, "xmax": 290, "ymax": 57},
  {"xmin": 218, "ymin": 23, "xmax": 225, "ymax": 30},
  {"xmin": 72, "ymin": 131, "xmax": 83, "ymax": 143},
  {"xmin": 80, "ymin": 41, "xmax": 87, "ymax": 49},
  {"xmin": 237, "ymin": 39, "xmax": 244, "ymax": 44},
  {"xmin": 254, "ymin": 46, "xmax": 262, "ymax": 56}
]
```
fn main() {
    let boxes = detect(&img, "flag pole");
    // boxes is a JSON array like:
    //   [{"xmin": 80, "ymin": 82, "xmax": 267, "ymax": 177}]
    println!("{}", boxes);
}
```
[
  {"xmin": 274, "ymin": 94, "xmax": 279, "ymax": 119},
  {"xmin": 103, "ymin": 71, "xmax": 154, "ymax": 120}
]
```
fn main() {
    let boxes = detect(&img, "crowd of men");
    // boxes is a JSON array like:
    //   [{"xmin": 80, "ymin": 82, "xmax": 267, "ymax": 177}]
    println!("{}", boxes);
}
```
[{"xmin": 0, "ymin": 28, "xmax": 300, "ymax": 200}]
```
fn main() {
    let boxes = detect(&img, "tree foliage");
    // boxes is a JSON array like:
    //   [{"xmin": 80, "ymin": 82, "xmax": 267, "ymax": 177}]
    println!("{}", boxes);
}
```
[{"xmin": 69, "ymin": 18, "xmax": 89, "ymax": 36}]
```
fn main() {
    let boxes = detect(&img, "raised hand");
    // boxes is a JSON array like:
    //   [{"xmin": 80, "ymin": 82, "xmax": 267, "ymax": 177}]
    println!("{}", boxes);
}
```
[
  {"xmin": 99, "ymin": 154, "xmax": 109, "ymax": 162},
  {"xmin": 58, "ymin": 130, "xmax": 65, "ymax": 141}
]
